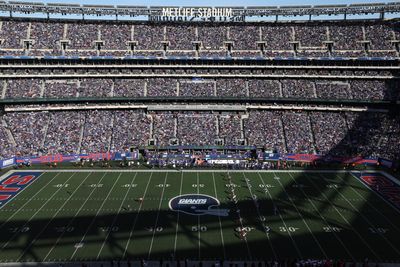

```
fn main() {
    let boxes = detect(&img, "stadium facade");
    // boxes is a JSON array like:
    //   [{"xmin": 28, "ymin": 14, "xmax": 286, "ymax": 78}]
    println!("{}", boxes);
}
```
[{"xmin": 0, "ymin": 1, "xmax": 398, "ymax": 169}]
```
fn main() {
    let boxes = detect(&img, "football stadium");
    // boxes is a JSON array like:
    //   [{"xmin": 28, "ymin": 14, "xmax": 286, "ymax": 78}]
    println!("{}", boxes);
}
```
[{"xmin": 0, "ymin": 0, "xmax": 400, "ymax": 266}]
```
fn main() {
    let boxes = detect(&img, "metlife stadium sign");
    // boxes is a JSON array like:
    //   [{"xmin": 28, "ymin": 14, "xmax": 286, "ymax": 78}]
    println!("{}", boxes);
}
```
[{"xmin": 150, "ymin": 7, "xmax": 244, "ymax": 22}]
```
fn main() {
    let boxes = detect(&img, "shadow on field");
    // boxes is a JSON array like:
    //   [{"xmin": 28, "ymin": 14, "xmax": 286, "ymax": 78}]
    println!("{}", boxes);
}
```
[{"xmin": 1, "ymin": 21, "xmax": 400, "ymax": 264}]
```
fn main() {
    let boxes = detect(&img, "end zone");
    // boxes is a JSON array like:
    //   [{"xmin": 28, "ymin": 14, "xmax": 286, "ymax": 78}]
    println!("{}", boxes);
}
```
[
  {"xmin": 351, "ymin": 171, "xmax": 400, "ymax": 213},
  {"xmin": 0, "ymin": 171, "xmax": 43, "ymax": 209}
]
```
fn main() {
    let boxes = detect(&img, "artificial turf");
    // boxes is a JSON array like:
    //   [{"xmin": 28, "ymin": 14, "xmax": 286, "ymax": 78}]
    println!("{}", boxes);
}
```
[{"xmin": 0, "ymin": 170, "xmax": 400, "ymax": 263}]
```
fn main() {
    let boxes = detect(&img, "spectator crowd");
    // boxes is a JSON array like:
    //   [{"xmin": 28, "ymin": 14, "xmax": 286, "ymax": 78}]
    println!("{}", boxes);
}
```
[
  {"xmin": 0, "ymin": 109, "xmax": 399, "ymax": 162},
  {"xmin": 1, "ymin": 78, "xmax": 396, "ymax": 101},
  {"xmin": 0, "ymin": 20, "xmax": 398, "ymax": 57}
]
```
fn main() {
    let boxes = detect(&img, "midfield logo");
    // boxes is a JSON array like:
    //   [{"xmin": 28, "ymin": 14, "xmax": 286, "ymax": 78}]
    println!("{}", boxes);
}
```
[{"xmin": 169, "ymin": 194, "xmax": 229, "ymax": 216}]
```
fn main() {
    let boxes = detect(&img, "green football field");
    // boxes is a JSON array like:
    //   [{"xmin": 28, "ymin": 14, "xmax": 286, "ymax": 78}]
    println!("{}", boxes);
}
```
[{"xmin": 1, "ymin": 169, "xmax": 400, "ymax": 263}]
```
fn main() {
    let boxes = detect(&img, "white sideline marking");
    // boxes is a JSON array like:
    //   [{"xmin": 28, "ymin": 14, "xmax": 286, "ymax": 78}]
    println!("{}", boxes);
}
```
[
  {"xmin": 69, "ymin": 173, "xmax": 123, "ymax": 260},
  {"xmin": 122, "ymin": 172, "xmax": 153, "ymax": 258},
  {"xmin": 257, "ymin": 172, "xmax": 303, "ymax": 259},
  {"xmin": 43, "ymin": 172, "xmax": 108, "ymax": 261},
  {"xmin": 287, "ymin": 172, "xmax": 355, "ymax": 261},
  {"xmin": 242, "ymin": 172, "xmax": 277, "ymax": 259},
  {"xmin": 229, "ymin": 172, "xmax": 252, "ymax": 259},
  {"xmin": 16, "ymin": 172, "xmax": 93, "ymax": 261},
  {"xmin": 272, "ymin": 171, "xmax": 327, "ymax": 259},
  {"xmin": 197, "ymin": 172, "xmax": 201, "ymax": 259},
  {"xmin": 306, "ymin": 173, "xmax": 381, "ymax": 260},
  {"xmin": 173, "ymin": 171, "xmax": 184, "ymax": 256},
  {"xmin": 147, "ymin": 173, "xmax": 168, "ymax": 259},
  {"xmin": 96, "ymin": 172, "xmax": 138, "ymax": 260},
  {"xmin": 1, "ymin": 172, "xmax": 76, "ymax": 250},
  {"xmin": 211, "ymin": 172, "xmax": 226, "ymax": 259},
  {"xmin": 329, "ymin": 173, "xmax": 400, "ymax": 256}
]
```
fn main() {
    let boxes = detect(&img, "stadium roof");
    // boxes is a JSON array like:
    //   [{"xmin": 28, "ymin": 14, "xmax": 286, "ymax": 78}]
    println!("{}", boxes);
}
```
[{"xmin": 0, "ymin": 1, "xmax": 399, "ymax": 20}]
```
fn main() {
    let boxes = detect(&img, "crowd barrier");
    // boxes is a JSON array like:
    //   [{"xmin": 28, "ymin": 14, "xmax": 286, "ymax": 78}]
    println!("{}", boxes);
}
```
[{"xmin": 0, "ymin": 151, "xmax": 393, "ymax": 169}]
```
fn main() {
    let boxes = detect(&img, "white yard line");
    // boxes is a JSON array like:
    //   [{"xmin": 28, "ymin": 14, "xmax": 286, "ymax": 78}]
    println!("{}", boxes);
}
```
[
  {"xmin": 325, "ymin": 173, "xmax": 400, "ymax": 256},
  {"xmin": 241, "ymin": 172, "xmax": 277, "ymax": 259},
  {"xmin": 1, "ymin": 172, "xmax": 77, "ymax": 250},
  {"xmin": 287, "ymin": 172, "xmax": 354, "ymax": 261},
  {"xmin": 69, "ymin": 172, "xmax": 123, "ymax": 260},
  {"xmin": 196, "ymin": 172, "xmax": 201, "ymax": 259},
  {"xmin": 96, "ymin": 172, "xmax": 138, "ymax": 260},
  {"xmin": 122, "ymin": 172, "xmax": 153, "ymax": 259},
  {"xmin": 211, "ymin": 172, "xmax": 226, "ymax": 259},
  {"xmin": 147, "ymin": 172, "xmax": 168, "ymax": 259},
  {"xmin": 173, "ymin": 171, "xmax": 184, "ymax": 257},
  {"xmin": 257, "ymin": 172, "xmax": 303, "ymax": 259},
  {"xmin": 272, "ymin": 171, "xmax": 328, "ymax": 259},
  {"xmin": 229, "ymin": 172, "xmax": 252, "ymax": 259},
  {"xmin": 304, "ymin": 173, "xmax": 381, "ymax": 260},
  {"xmin": 16, "ymin": 172, "xmax": 93, "ymax": 261},
  {"xmin": 43, "ymin": 172, "xmax": 108, "ymax": 261}
]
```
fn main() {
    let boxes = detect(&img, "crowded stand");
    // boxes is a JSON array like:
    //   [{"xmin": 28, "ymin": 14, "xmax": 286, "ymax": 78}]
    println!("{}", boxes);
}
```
[
  {"xmin": 217, "ymin": 79, "xmax": 247, "ymax": 97},
  {"xmin": 3, "ymin": 111, "xmax": 48, "ymax": 156},
  {"xmin": 315, "ymin": 81, "xmax": 351, "ymax": 100},
  {"xmin": 218, "ymin": 114, "xmax": 242, "ymax": 145},
  {"xmin": 0, "ymin": 2, "xmax": 400, "ymax": 265},
  {"xmin": 43, "ymin": 111, "xmax": 85, "ymax": 155},
  {"xmin": 0, "ymin": 106, "xmax": 399, "ymax": 162},
  {"xmin": 262, "ymin": 25, "xmax": 293, "ymax": 51},
  {"xmin": 345, "ymin": 112, "xmax": 386, "ymax": 158},
  {"xmin": 329, "ymin": 25, "xmax": 364, "ymax": 52},
  {"xmin": 198, "ymin": 25, "xmax": 228, "ymax": 51},
  {"xmin": 152, "ymin": 112, "xmax": 176, "ymax": 146},
  {"xmin": 294, "ymin": 25, "xmax": 327, "ymax": 48},
  {"xmin": 30, "ymin": 22, "xmax": 64, "ymax": 52},
  {"xmin": 80, "ymin": 110, "xmax": 113, "ymax": 153},
  {"xmin": 133, "ymin": 24, "xmax": 164, "ymax": 51},
  {"xmin": 0, "ymin": 78, "xmax": 392, "ymax": 101},
  {"xmin": 177, "ymin": 112, "xmax": 217, "ymax": 146},
  {"xmin": 349, "ymin": 80, "xmax": 387, "ymax": 100},
  {"xmin": 230, "ymin": 25, "xmax": 259, "ymax": 50},
  {"xmin": 79, "ymin": 79, "xmax": 113, "ymax": 97},
  {"xmin": 179, "ymin": 80, "xmax": 215, "ymax": 97},
  {"xmin": 111, "ymin": 110, "xmax": 151, "ymax": 150},
  {"xmin": 0, "ymin": 19, "xmax": 397, "ymax": 58},
  {"xmin": 5, "ymin": 79, "xmax": 42, "ymax": 99},
  {"xmin": 281, "ymin": 79, "xmax": 316, "ymax": 99},
  {"xmin": 147, "ymin": 78, "xmax": 178, "ymax": 97},
  {"xmin": 44, "ymin": 80, "xmax": 79, "ymax": 98},
  {"xmin": 0, "ymin": 123, "xmax": 13, "ymax": 159},
  {"xmin": 100, "ymin": 24, "xmax": 131, "ymax": 51},
  {"xmin": 67, "ymin": 23, "xmax": 98, "ymax": 50},
  {"xmin": 310, "ymin": 112, "xmax": 348, "ymax": 156},
  {"xmin": 0, "ymin": 21, "xmax": 28, "ymax": 52},
  {"xmin": 166, "ymin": 25, "xmax": 196, "ymax": 50},
  {"xmin": 248, "ymin": 79, "xmax": 282, "ymax": 98},
  {"xmin": 282, "ymin": 111, "xmax": 314, "ymax": 154},
  {"xmin": 113, "ymin": 79, "xmax": 145, "ymax": 97},
  {"xmin": 243, "ymin": 110, "xmax": 286, "ymax": 153},
  {"xmin": 365, "ymin": 24, "xmax": 395, "ymax": 50},
  {"xmin": 0, "ymin": 15, "xmax": 398, "ymax": 166}
]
